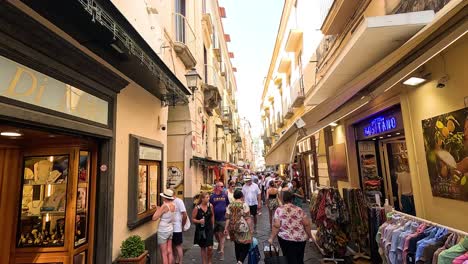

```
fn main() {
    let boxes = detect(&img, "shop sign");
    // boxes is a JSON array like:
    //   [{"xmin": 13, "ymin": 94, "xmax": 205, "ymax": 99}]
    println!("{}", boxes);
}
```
[
  {"xmin": 0, "ymin": 55, "xmax": 108, "ymax": 125},
  {"xmin": 139, "ymin": 145, "xmax": 162, "ymax": 161},
  {"xmin": 355, "ymin": 107, "xmax": 403, "ymax": 140},
  {"xmin": 363, "ymin": 116, "xmax": 397, "ymax": 137}
]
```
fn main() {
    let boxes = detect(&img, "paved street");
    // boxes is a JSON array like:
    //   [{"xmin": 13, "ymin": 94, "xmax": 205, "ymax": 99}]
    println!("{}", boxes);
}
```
[{"xmin": 182, "ymin": 203, "xmax": 325, "ymax": 263}]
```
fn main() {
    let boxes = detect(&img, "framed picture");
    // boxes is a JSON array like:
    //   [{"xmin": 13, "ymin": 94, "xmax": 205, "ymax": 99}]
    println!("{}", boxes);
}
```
[{"xmin": 422, "ymin": 107, "xmax": 468, "ymax": 201}]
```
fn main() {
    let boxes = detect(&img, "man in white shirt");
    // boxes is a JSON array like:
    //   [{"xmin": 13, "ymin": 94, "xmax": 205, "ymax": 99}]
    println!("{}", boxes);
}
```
[
  {"xmin": 242, "ymin": 176, "xmax": 261, "ymax": 232},
  {"xmin": 173, "ymin": 195, "xmax": 187, "ymax": 264}
]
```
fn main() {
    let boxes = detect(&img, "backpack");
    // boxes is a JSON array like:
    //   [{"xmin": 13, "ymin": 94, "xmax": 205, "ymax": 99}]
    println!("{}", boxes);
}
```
[{"xmin": 228, "ymin": 202, "xmax": 252, "ymax": 244}]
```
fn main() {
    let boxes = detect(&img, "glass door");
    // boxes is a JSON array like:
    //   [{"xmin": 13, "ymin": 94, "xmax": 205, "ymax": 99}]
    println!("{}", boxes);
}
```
[{"xmin": 380, "ymin": 139, "xmax": 415, "ymax": 215}]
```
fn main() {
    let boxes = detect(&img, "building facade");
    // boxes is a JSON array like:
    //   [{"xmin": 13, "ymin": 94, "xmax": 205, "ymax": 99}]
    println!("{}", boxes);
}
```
[
  {"xmin": 262, "ymin": 0, "xmax": 468, "ymax": 232},
  {"xmin": 0, "ymin": 0, "xmax": 247, "ymax": 263}
]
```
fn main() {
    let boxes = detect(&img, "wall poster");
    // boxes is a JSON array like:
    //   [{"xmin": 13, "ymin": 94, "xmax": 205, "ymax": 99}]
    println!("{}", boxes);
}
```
[
  {"xmin": 328, "ymin": 143, "xmax": 348, "ymax": 181},
  {"xmin": 167, "ymin": 162, "xmax": 184, "ymax": 198},
  {"xmin": 422, "ymin": 107, "xmax": 468, "ymax": 201}
]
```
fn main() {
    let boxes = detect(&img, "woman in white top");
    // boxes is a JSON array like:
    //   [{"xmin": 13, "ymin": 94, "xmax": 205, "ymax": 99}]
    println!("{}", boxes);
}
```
[
  {"xmin": 227, "ymin": 180, "xmax": 236, "ymax": 203},
  {"xmin": 153, "ymin": 189, "xmax": 176, "ymax": 264}
]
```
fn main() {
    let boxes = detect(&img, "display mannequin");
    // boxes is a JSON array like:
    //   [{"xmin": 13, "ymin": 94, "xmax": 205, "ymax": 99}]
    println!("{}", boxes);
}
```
[{"xmin": 396, "ymin": 164, "xmax": 415, "ymax": 215}]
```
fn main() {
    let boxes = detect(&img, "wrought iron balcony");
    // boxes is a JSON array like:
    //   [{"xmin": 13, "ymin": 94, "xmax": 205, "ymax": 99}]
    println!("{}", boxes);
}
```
[
  {"xmin": 291, "ymin": 76, "xmax": 305, "ymax": 108},
  {"xmin": 173, "ymin": 13, "xmax": 197, "ymax": 69},
  {"xmin": 221, "ymin": 106, "xmax": 232, "ymax": 125}
]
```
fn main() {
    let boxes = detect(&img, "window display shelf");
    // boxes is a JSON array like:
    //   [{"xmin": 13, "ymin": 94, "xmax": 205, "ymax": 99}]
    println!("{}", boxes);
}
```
[{"xmin": 23, "ymin": 182, "xmax": 67, "ymax": 186}]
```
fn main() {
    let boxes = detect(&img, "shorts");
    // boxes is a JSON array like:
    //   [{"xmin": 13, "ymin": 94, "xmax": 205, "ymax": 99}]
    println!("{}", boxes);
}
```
[
  {"xmin": 214, "ymin": 221, "xmax": 226, "ymax": 233},
  {"xmin": 157, "ymin": 231, "xmax": 173, "ymax": 245},
  {"xmin": 172, "ymin": 232, "xmax": 183, "ymax": 246},
  {"xmin": 249, "ymin": 205, "xmax": 258, "ymax": 216}
]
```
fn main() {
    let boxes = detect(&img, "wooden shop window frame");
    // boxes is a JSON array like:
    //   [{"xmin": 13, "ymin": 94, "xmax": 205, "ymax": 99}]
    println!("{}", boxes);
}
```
[{"xmin": 127, "ymin": 134, "xmax": 164, "ymax": 230}]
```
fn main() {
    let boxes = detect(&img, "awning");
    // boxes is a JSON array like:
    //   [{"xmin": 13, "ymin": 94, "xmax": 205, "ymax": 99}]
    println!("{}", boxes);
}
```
[
  {"xmin": 265, "ymin": 131, "xmax": 300, "ymax": 166},
  {"xmin": 294, "ymin": 1, "xmax": 466, "ymax": 136},
  {"xmin": 307, "ymin": 10, "xmax": 435, "ymax": 107},
  {"xmin": 223, "ymin": 163, "xmax": 239, "ymax": 171},
  {"xmin": 19, "ymin": 0, "xmax": 191, "ymax": 103},
  {"xmin": 190, "ymin": 156, "xmax": 223, "ymax": 167}
]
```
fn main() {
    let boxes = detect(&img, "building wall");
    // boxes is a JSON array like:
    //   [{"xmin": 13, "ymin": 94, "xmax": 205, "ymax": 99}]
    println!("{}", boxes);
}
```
[
  {"xmin": 113, "ymin": 83, "xmax": 167, "ymax": 259},
  {"xmin": 401, "ymin": 35, "xmax": 468, "ymax": 231}
]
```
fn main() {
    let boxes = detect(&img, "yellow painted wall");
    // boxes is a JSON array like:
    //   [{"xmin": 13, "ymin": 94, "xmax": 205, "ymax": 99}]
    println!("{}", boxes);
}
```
[
  {"xmin": 401, "ymin": 35, "xmax": 468, "ymax": 231},
  {"xmin": 113, "ymin": 83, "xmax": 167, "ymax": 259}
]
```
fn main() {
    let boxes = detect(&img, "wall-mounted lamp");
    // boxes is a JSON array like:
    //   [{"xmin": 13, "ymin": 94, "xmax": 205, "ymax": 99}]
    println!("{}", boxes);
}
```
[
  {"xmin": 329, "ymin": 122, "xmax": 338, "ymax": 127},
  {"xmin": 185, "ymin": 67, "xmax": 201, "ymax": 101}
]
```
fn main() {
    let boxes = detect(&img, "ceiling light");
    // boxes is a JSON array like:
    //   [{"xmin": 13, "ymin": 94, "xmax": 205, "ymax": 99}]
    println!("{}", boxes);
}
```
[
  {"xmin": 403, "ymin": 77, "xmax": 427, "ymax": 86},
  {"xmin": 387, "ymin": 134, "xmax": 392, "ymax": 137},
  {"xmin": 396, "ymin": 132, "xmax": 401, "ymax": 135},
  {"xmin": 1, "ymin": 131, "xmax": 23, "ymax": 137},
  {"xmin": 379, "ymin": 136, "xmax": 384, "ymax": 139},
  {"xmin": 372, "ymin": 138, "xmax": 376, "ymax": 141},
  {"xmin": 329, "ymin": 122, "xmax": 338, "ymax": 127}
]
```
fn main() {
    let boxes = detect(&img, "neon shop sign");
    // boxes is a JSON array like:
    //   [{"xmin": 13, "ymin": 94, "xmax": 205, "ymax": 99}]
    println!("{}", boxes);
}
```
[{"xmin": 363, "ymin": 116, "xmax": 397, "ymax": 137}]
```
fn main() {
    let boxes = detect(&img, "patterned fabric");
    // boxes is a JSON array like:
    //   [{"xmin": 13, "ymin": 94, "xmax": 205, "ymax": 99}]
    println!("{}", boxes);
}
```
[
  {"xmin": 274, "ymin": 203, "xmax": 308, "ymax": 242},
  {"xmin": 343, "ymin": 188, "xmax": 369, "ymax": 254},
  {"xmin": 267, "ymin": 196, "xmax": 279, "ymax": 211},
  {"xmin": 310, "ymin": 188, "xmax": 350, "ymax": 256},
  {"xmin": 227, "ymin": 201, "xmax": 252, "ymax": 244}
]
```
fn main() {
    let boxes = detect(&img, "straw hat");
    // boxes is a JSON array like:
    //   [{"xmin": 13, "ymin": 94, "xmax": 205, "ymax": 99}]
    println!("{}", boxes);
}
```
[{"xmin": 160, "ymin": 189, "xmax": 175, "ymax": 200}]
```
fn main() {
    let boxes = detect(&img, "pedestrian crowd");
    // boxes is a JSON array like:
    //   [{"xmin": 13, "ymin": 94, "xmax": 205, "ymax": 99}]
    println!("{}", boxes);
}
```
[{"xmin": 152, "ymin": 171, "xmax": 312, "ymax": 264}]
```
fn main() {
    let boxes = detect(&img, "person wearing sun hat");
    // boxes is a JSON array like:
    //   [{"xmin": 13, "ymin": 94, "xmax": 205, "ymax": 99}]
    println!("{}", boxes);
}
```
[
  {"xmin": 153, "ymin": 189, "xmax": 176, "ymax": 264},
  {"xmin": 242, "ymin": 175, "xmax": 262, "ymax": 233}
]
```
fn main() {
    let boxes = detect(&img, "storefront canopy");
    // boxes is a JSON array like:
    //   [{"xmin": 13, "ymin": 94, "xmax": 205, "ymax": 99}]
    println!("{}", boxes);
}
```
[{"xmin": 265, "ymin": 131, "xmax": 299, "ymax": 166}]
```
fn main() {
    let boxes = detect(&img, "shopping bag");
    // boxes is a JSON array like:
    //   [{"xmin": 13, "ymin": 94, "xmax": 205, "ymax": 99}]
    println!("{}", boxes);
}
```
[
  {"xmin": 263, "ymin": 241, "xmax": 280, "ymax": 258},
  {"xmin": 248, "ymin": 244, "xmax": 261, "ymax": 264},
  {"xmin": 183, "ymin": 217, "xmax": 191, "ymax": 231}
]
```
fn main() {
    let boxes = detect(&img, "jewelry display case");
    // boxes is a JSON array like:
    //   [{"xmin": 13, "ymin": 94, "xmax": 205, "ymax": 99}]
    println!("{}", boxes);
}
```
[{"xmin": 13, "ymin": 146, "xmax": 97, "ymax": 264}]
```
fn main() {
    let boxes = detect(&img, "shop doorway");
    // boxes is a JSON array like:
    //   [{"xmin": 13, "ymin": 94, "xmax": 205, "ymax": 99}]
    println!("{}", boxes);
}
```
[
  {"xmin": 0, "ymin": 123, "xmax": 100, "ymax": 263},
  {"xmin": 379, "ymin": 137, "xmax": 415, "ymax": 215}
]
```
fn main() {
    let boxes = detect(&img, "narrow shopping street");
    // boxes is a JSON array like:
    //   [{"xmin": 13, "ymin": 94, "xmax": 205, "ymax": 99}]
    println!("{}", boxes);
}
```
[{"xmin": 0, "ymin": 0, "xmax": 467, "ymax": 263}]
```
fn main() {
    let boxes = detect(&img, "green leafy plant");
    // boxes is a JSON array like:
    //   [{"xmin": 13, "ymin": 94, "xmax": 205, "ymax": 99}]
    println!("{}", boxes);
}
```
[{"xmin": 120, "ymin": 235, "xmax": 145, "ymax": 258}]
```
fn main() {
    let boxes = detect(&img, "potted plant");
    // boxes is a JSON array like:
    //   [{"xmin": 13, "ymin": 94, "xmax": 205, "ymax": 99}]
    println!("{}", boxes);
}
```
[{"xmin": 116, "ymin": 235, "xmax": 148, "ymax": 264}]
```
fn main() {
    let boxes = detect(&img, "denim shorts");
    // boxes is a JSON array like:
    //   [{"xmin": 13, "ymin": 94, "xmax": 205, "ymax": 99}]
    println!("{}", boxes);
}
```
[{"xmin": 158, "ymin": 231, "xmax": 173, "ymax": 245}]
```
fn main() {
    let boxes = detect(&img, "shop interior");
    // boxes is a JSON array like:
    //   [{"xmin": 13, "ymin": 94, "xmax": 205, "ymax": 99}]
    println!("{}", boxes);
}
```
[{"xmin": 0, "ymin": 123, "xmax": 98, "ymax": 263}]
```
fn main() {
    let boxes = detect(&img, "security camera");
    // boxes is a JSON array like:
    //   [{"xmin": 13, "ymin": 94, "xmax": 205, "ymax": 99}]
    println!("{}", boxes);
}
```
[
  {"xmin": 159, "ymin": 124, "xmax": 167, "ymax": 131},
  {"xmin": 437, "ymin": 75, "xmax": 449, "ymax": 89}
]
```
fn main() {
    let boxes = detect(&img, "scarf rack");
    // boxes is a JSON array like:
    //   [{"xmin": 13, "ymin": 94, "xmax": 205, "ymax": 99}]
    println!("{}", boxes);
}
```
[{"xmin": 391, "ymin": 209, "xmax": 468, "ymax": 237}]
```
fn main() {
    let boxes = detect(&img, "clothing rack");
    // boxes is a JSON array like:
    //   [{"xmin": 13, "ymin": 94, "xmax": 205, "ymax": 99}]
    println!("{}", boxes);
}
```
[{"xmin": 391, "ymin": 209, "xmax": 468, "ymax": 237}]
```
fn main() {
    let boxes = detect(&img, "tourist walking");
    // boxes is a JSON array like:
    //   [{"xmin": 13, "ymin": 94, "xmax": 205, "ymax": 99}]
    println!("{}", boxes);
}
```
[
  {"xmin": 291, "ymin": 178, "xmax": 304, "ymax": 207},
  {"xmin": 278, "ymin": 180, "xmax": 290, "ymax": 205},
  {"xmin": 173, "ymin": 193, "xmax": 187, "ymax": 264},
  {"xmin": 241, "ymin": 176, "xmax": 261, "ymax": 232},
  {"xmin": 224, "ymin": 190, "xmax": 253, "ymax": 264},
  {"xmin": 192, "ymin": 192, "xmax": 215, "ymax": 264},
  {"xmin": 227, "ymin": 180, "xmax": 236, "ymax": 203},
  {"xmin": 266, "ymin": 180, "xmax": 279, "ymax": 229},
  {"xmin": 210, "ymin": 181, "xmax": 229, "ymax": 261},
  {"xmin": 268, "ymin": 191, "xmax": 313, "ymax": 264},
  {"xmin": 152, "ymin": 189, "xmax": 176, "ymax": 264}
]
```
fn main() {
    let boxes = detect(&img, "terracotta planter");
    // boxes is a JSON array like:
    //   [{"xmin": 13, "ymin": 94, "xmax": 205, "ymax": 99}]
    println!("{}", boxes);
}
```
[{"xmin": 116, "ymin": 250, "xmax": 148, "ymax": 264}]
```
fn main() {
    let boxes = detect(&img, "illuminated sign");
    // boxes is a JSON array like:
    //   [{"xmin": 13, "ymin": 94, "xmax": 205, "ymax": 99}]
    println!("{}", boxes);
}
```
[
  {"xmin": 0, "ymin": 55, "xmax": 109, "ymax": 125},
  {"xmin": 363, "ymin": 116, "xmax": 397, "ymax": 137}
]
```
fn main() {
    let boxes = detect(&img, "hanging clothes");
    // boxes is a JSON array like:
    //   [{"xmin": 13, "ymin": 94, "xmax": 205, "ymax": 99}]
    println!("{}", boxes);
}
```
[
  {"xmin": 310, "ymin": 188, "xmax": 350, "ymax": 256},
  {"xmin": 343, "ymin": 188, "xmax": 369, "ymax": 255}
]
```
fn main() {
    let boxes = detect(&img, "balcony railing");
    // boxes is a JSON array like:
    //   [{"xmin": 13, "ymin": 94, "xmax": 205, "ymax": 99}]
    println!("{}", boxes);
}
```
[
  {"xmin": 319, "ymin": 0, "xmax": 335, "ymax": 27},
  {"xmin": 204, "ymin": 64, "xmax": 221, "ymax": 89},
  {"xmin": 291, "ymin": 76, "xmax": 305, "ymax": 108},
  {"xmin": 221, "ymin": 106, "xmax": 232, "ymax": 124},
  {"xmin": 173, "ymin": 13, "xmax": 197, "ymax": 57}
]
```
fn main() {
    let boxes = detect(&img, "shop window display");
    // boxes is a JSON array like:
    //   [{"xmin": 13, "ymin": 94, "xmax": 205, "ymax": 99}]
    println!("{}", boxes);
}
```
[
  {"xmin": 75, "ymin": 151, "xmax": 90, "ymax": 247},
  {"xmin": 138, "ymin": 161, "xmax": 159, "ymax": 217},
  {"xmin": 18, "ymin": 155, "xmax": 69, "ymax": 247}
]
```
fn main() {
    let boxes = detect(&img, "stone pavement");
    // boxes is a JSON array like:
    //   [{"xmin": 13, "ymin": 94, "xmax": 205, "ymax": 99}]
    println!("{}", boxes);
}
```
[{"xmin": 182, "ymin": 203, "xmax": 326, "ymax": 264}]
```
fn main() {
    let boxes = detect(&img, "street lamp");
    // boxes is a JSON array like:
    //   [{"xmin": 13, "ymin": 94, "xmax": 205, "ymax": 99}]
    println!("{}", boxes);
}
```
[{"xmin": 185, "ymin": 67, "xmax": 201, "ymax": 101}]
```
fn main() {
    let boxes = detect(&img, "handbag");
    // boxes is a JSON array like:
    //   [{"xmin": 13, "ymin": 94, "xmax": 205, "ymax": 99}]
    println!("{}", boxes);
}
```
[{"xmin": 183, "ymin": 216, "xmax": 191, "ymax": 231}]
